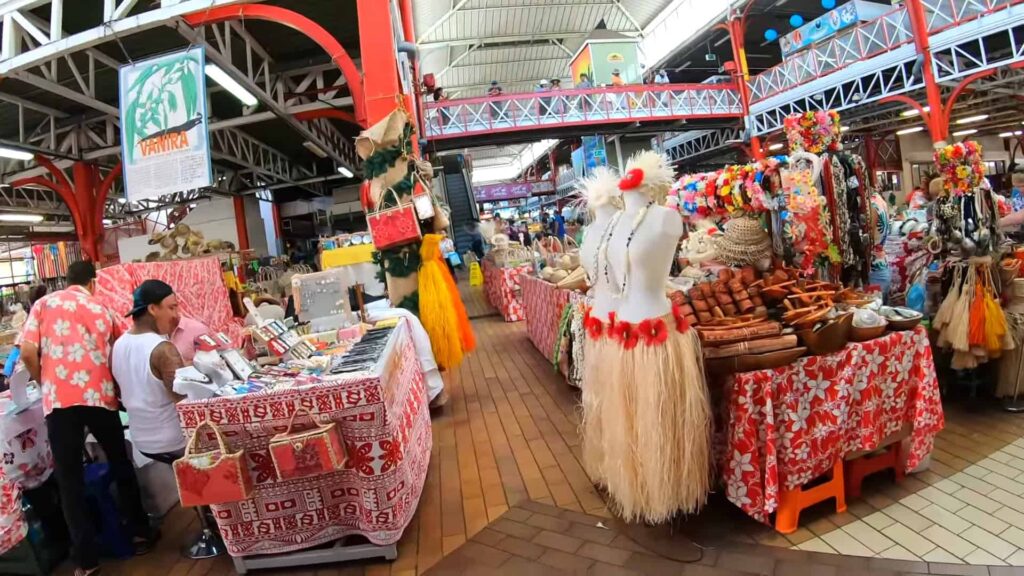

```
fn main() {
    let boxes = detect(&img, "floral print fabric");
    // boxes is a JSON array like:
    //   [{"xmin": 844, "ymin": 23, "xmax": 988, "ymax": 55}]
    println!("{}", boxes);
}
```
[
  {"xmin": 722, "ymin": 326, "xmax": 943, "ymax": 523},
  {"xmin": 20, "ymin": 286, "xmax": 119, "ymax": 415}
]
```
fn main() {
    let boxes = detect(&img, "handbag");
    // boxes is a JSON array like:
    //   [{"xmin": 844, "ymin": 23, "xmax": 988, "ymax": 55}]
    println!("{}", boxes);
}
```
[
  {"xmin": 173, "ymin": 421, "xmax": 253, "ymax": 507},
  {"xmin": 412, "ymin": 174, "xmax": 436, "ymax": 221},
  {"xmin": 367, "ymin": 187, "xmax": 422, "ymax": 250},
  {"xmin": 269, "ymin": 408, "xmax": 347, "ymax": 481}
]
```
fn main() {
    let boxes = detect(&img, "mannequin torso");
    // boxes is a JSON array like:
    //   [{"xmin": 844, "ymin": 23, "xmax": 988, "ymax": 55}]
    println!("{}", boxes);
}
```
[
  {"xmin": 583, "ymin": 203, "xmax": 622, "ymax": 319},
  {"xmin": 605, "ymin": 191, "xmax": 682, "ymax": 323}
]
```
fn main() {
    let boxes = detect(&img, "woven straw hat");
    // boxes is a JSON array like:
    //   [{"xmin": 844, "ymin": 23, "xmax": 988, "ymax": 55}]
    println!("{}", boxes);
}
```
[{"xmin": 713, "ymin": 216, "xmax": 772, "ymax": 266}]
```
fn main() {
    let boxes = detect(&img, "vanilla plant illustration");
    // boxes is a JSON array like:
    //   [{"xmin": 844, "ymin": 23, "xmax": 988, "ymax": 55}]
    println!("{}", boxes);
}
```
[{"xmin": 122, "ymin": 51, "xmax": 202, "ymax": 163}]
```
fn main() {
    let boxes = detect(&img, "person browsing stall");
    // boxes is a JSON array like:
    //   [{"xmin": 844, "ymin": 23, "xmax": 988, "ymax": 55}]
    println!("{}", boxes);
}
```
[
  {"xmin": 20, "ymin": 261, "xmax": 156, "ymax": 576},
  {"xmin": 112, "ymin": 280, "xmax": 188, "ymax": 465}
]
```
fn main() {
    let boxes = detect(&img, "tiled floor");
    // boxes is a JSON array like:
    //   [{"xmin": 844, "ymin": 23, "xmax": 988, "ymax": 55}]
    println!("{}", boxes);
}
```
[
  {"xmin": 421, "ymin": 501, "xmax": 1024, "ymax": 576},
  {"xmin": 794, "ymin": 438, "xmax": 1024, "ymax": 566},
  {"xmin": 51, "ymin": 284, "xmax": 1024, "ymax": 575}
]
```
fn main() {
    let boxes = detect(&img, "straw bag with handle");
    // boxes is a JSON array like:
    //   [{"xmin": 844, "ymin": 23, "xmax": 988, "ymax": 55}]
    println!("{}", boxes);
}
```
[
  {"xmin": 173, "ymin": 422, "xmax": 253, "ymax": 507},
  {"xmin": 268, "ymin": 408, "xmax": 347, "ymax": 481}
]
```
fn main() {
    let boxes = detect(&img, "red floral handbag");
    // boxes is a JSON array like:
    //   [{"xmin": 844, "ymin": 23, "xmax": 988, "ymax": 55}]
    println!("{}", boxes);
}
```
[
  {"xmin": 268, "ymin": 408, "xmax": 347, "ymax": 481},
  {"xmin": 173, "ymin": 421, "xmax": 253, "ymax": 507},
  {"xmin": 367, "ymin": 187, "xmax": 422, "ymax": 250}
]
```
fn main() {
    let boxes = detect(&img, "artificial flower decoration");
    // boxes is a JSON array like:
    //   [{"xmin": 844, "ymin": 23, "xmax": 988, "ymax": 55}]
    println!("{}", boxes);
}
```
[
  {"xmin": 934, "ymin": 140, "xmax": 985, "ymax": 196},
  {"xmin": 619, "ymin": 168, "xmax": 644, "ymax": 190},
  {"xmin": 638, "ymin": 318, "xmax": 669, "ymax": 346},
  {"xmin": 584, "ymin": 308, "xmax": 603, "ymax": 340},
  {"xmin": 669, "ymin": 159, "xmax": 779, "ymax": 219},
  {"xmin": 784, "ymin": 110, "xmax": 841, "ymax": 154},
  {"xmin": 613, "ymin": 321, "xmax": 638, "ymax": 350}
]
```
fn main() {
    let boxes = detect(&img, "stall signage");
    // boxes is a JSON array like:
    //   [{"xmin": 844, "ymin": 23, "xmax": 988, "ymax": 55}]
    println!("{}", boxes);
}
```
[
  {"xmin": 780, "ymin": 1, "xmax": 861, "ymax": 57},
  {"xmin": 474, "ymin": 181, "xmax": 555, "ymax": 202},
  {"xmin": 119, "ymin": 47, "xmax": 213, "ymax": 202}
]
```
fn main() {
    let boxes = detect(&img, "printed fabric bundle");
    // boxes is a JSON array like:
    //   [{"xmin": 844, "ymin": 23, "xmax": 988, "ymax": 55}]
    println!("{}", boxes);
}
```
[
  {"xmin": 269, "ymin": 408, "xmax": 347, "ymax": 481},
  {"xmin": 173, "ymin": 421, "xmax": 253, "ymax": 507}
]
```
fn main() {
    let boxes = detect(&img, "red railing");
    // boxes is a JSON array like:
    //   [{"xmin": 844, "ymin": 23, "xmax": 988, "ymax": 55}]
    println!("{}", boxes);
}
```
[{"xmin": 421, "ymin": 84, "xmax": 743, "ymax": 139}]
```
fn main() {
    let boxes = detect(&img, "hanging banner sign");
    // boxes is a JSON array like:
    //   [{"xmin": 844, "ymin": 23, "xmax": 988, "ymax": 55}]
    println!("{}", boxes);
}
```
[
  {"xmin": 119, "ymin": 47, "xmax": 212, "ymax": 202},
  {"xmin": 474, "ymin": 181, "xmax": 555, "ymax": 202}
]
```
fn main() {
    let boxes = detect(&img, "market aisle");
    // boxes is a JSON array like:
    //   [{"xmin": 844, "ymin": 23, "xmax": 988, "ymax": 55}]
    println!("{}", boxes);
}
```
[{"xmin": 52, "ymin": 286, "xmax": 1024, "ymax": 574}]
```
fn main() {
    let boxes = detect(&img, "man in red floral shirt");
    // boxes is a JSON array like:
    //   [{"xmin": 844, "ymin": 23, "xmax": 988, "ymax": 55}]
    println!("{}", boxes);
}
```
[{"xmin": 21, "ymin": 261, "xmax": 156, "ymax": 576}]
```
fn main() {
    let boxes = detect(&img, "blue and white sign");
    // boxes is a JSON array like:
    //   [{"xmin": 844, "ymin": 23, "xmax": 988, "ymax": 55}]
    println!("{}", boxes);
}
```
[{"xmin": 779, "ymin": 1, "xmax": 890, "ymax": 58}]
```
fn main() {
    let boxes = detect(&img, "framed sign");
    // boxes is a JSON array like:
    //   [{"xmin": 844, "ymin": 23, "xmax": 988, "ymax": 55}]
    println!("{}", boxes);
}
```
[{"xmin": 119, "ymin": 47, "xmax": 213, "ymax": 202}]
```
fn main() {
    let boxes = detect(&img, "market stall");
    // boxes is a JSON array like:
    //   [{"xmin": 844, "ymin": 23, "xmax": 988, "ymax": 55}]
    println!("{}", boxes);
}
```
[
  {"xmin": 176, "ymin": 318, "xmax": 431, "ymax": 571},
  {"xmin": 482, "ymin": 260, "xmax": 531, "ymax": 322}
]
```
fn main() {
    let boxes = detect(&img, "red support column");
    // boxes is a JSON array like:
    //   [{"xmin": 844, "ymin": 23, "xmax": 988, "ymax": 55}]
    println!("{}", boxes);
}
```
[
  {"xmin": 357, "ymin": 0, "xmax": 403, "ymax": 127},
  {"xmin": 905, "ymin": 0, "xmax": 946, "ymax": 145},
  {"xmin": 234, "ymin": 196, "xmax": 250, "ymax": 251},
  {"xmin": 724, "ymin": 14, "xmax": 764, "ymax": 161},
  {"xmin": 10, "ymin": 156, "xmax": 117, "ymax": 263},
  {"xmin": 864, "ymin": 136, "xmax": 879, "ymax": 188}
]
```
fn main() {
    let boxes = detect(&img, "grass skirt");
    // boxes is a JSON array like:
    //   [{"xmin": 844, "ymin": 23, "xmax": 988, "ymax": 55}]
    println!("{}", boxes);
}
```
[{"xmin": 581, "ymin": 320, "xmax": 712, "ymax": 523}]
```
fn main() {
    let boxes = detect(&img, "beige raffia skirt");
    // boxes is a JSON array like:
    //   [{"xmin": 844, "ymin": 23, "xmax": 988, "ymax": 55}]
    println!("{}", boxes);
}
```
[{"xmin": 581, "ymin": 316, "xmax": 712, "ymax": 523}]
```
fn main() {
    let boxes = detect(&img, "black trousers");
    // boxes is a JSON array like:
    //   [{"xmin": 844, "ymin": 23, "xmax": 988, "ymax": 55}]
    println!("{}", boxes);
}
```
[{"xmin": 46, "ymin": 406, "xmax": 149, "ymax": 569}]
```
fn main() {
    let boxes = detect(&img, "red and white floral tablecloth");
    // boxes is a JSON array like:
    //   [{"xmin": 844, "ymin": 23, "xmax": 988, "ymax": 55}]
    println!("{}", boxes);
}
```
[
  {"xmin": 721, "ymin": 326, "xmax": 943, "ymax": 524},
  {"xmin": 177, "ymin": 320, "xmax": 431, "ymax": 556},
  {"xmin": 483, "ymin": 260, "xmax": 532, "ymax": 322},
  {"xmin": 521, "ymin": 275, "xmax": 572, "ymax": 363}
]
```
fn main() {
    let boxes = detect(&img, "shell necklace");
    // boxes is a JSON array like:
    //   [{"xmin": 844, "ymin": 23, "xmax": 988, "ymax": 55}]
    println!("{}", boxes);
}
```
[
  {"xmin": 589, "ymin": 209, "xmax": 623, "ymax": 285},
  {"xmin": 603, "ymin": 200, "xmax": 655, "ymax": 299}
]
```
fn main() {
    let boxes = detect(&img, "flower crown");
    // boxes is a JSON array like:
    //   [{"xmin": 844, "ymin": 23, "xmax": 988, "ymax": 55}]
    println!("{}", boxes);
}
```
[
  {"xmin": 934, "ymin": 140, "xmax": 985, "ymax": 197},
  {"xmin": 784, "ymin": 110, "xmax": 841, "ymax": 155}
]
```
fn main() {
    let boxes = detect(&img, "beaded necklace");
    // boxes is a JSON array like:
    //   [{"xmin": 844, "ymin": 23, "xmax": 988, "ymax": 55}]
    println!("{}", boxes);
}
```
[
  {"xmin": 591, "ymin": 210, "xmax": 623, "ymax": 286},
  {"xmin": 603, "ymin": 200, "xmax": 655, "ymax": 299}
]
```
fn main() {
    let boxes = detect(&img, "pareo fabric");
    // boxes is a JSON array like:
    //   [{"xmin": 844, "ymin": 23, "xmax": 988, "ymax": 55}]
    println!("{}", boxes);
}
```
[
  {"xmin": 94, "ymin": 257, "xmax": 245, "ymax": 345},
  {"xmin": 721, "ymin": 326, "xmax": 943, "ymax": 523}
]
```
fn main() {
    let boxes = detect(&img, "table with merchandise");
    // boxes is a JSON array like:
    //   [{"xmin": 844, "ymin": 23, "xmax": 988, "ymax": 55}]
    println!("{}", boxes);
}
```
[
  {"xmin": 482, "ymin": 260, "xmax": 532, "ymax": 322},
  {"xmin": 521, "ymin": 274, "xmax": 574, "ymax": 363},
  {"xmin": 719, "ymin": 326, "xmax": 944, "ymax": 524},
  {"xmin": 176, "ymin": 318, "xmax": 432, "ymax": 572}
]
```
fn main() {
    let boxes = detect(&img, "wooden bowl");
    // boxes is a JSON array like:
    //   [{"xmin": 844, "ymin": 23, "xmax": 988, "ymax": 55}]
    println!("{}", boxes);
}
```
[
  {"xmin": 850, "ymin": 321, "xmax": 887, "ymax": 342},
  {"xmin": 706, "ymin": 346, "xmax": 808, "ymax": 375},
  {"xmin": 887, "ymin": 315, "xmax": 921, "ymax": 331},
  {"xmin": 797, "ymin": 313, "xmax": 852, "ymax": 355}
]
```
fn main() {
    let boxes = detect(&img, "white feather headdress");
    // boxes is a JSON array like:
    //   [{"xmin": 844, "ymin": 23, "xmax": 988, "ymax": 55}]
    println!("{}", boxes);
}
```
[
  {"xmin": 620, "ymin": 150, "xmax": 675, "ymax": 204},
  {"xmin": 579, "ymin": 166, "xmax": 621, "ymax": 209}
]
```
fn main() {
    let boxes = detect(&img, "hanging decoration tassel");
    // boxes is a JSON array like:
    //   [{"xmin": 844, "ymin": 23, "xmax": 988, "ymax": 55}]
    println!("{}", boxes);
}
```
[{"xmin": 418, "ymin": 234, "xmax": 465, "ymax": 370}]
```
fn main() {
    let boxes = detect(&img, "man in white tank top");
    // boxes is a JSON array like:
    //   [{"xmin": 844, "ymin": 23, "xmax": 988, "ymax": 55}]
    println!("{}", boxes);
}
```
[{"xmin": 112, "ymin": 280, "xmax": 187, "ymax": 463}]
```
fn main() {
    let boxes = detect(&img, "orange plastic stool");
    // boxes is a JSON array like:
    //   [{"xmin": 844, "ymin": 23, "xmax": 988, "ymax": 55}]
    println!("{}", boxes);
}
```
[
  {"xmin": 844, "ymin": 442, "xmax": 904, "ymax": 500},
  {"xmin": 774, "ymin": 459, "xmax": 847, "ymax": 534}
]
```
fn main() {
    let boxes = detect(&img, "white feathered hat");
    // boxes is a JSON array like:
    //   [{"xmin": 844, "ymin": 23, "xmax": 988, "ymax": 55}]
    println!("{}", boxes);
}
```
[
  {"xmin": 619, "ymin": 150, "xmax": 675, "ymax": 204},
  {"xmin": 578, "ymin": 166, "xmax": 621, "ymax": 209}
]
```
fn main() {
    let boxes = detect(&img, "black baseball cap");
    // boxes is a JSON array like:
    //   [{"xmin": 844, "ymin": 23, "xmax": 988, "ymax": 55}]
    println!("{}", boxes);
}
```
[{"xmin": 126, "ymin": 279, "xmax": 175, "ymax": 318}]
